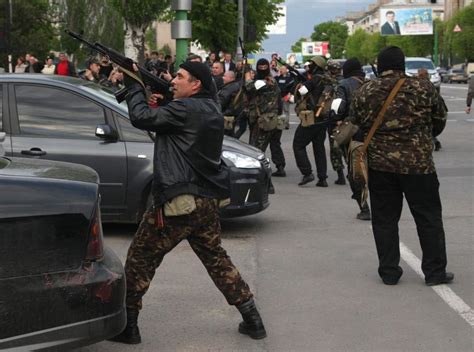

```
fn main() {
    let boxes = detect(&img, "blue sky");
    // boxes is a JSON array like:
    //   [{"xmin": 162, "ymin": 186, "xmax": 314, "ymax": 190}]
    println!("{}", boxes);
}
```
[{"xmin": 261, "ymin": 0, "xmax": 374, "ymax": 57}]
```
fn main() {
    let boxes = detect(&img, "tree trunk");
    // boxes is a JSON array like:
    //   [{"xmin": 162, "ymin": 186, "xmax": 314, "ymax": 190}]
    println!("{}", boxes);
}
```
[{"xmin": 124, "ymin": 21, "xmax": 147, "ymax": 65}]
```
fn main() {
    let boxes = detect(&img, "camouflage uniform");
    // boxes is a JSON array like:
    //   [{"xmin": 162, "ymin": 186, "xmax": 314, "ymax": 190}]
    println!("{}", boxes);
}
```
[
  {"xmin": 125, "ymin": 196, "xmax": 253, "ymax": 310},
  {"xmin": 245, "ymin": 77, "xmax": 285, "ymax": 170},
  {"xmin": 351, "ymin": 69, "xmax": 449, "ymax": 283}
]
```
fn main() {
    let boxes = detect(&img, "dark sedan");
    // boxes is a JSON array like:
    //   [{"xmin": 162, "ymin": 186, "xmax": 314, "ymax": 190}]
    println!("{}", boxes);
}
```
[
  {"xmin": 0, "ymin": 74, "xmax": 271, "ymax": 223},
  {"xmin": 0, "ymin": 149, "xmax": 125, "ymax": 350}
]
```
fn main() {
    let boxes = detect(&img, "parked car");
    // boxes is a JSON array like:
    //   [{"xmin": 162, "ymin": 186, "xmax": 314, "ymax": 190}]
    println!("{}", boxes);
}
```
[
  {"xmin": 0, "ymin": 132, "xmax": 125, "ymax": 350},
  {"xmin": 362, "ymin": 65, "xmax": 376, "ymax": 80},
  {"xmin": 405, "ymin": 57, "xmax": 441, "ymax": 91},
  {"xmin": 0, "ymin": 74, "xmax": 271, "ymax": 223},
  {"xmin": 444, "ymin": 68, "xmax": 469, "ymax": 83}
]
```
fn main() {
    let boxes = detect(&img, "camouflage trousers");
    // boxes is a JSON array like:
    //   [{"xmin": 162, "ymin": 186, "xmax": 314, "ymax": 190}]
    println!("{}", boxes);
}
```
[
  {"xmin": 327, "ymin": 124, "xmax": 345, "ymax": 172},
  {"xmin": 124, "ymin": 196, "xmax": 253, "ymax": 310},
  {"xmin": 249, "ymin": 124, "xmax": 285, "ymax": 169}
]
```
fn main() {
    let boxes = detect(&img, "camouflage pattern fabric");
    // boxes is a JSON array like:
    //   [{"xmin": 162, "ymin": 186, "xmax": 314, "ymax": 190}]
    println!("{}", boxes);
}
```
[
  {"xmin": 350, "ymin": 70, "xmax": 447, "ymax": 174},
  {"xmin": 125, "ymin": 197, "xmax": 253, "ymax": 310},
  {"xmin": 328, "ymin": 128, "xmax": 344, "ymax": 171},
  {"xmin": 244, "ymin": 76, "xmax": 281, "ymax": 126}
]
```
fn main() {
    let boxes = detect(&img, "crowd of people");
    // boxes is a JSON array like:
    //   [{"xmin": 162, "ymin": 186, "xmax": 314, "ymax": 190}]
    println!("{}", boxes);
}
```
[{"xmin": 11, "ymin": 45, "xmax": 467, "ymax": 345}]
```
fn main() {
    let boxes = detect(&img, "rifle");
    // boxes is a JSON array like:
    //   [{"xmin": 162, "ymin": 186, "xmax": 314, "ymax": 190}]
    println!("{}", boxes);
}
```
[
  {"xmin": 275, "ymin": 57, "xmax": 307, "ymax": 83},
  {"xmin": 65, "ymin": 29, "xmax": 173, "ymax": 103}
]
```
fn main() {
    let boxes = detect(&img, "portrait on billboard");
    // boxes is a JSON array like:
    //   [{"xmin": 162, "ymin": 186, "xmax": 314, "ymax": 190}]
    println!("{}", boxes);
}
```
[
  {"xmin": 380, "ymin": 8, "xmax": 433, "ymax": 36},
  {"xmin": 381, "ymin": 10, "xmax": 401, "ymax": 35}
]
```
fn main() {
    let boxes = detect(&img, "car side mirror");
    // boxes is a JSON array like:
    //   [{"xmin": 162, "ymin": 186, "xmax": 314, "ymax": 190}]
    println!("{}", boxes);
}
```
[{"xmin": 95, "ymin": 124, "xmax": 118, "ymax": 142}]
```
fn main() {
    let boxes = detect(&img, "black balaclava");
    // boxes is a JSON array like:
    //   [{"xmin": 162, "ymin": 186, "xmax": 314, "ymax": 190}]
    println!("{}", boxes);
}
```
[
  {"xmin": 342, "ymin": 58, "xmax": 364, "ymax": 79},
  {"xmin": 377, "ymin": 46, "xmax": 405, "ymax": 75},
  {"xmin": 256, "ymin": 58, "xmax": 270, "ymax": 80}
]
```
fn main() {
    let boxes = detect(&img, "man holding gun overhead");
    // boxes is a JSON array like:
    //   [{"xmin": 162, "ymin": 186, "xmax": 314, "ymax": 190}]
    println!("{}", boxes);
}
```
[{"xmin": 110, "ymin": 61, "xmax": 266, "ymax": 345}]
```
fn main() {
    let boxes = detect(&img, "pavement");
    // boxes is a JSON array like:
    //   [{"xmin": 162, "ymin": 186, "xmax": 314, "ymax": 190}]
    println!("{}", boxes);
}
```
[{"xmin": 78, "ymin": 83, "xmax": 473, "ymax": 352}]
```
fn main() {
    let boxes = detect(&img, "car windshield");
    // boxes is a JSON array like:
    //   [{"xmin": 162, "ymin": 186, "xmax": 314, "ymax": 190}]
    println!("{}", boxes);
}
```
[
  {"xmin": 80, "ymin": 83, "xmax": 129, "ymax": 115},
  {"xmin": 405, "ymin": 60, "xmax": 435, "ymax": 70},
  {"xmin": 363, "ymin": 66, "xmax": 373, "ymax": 73}
]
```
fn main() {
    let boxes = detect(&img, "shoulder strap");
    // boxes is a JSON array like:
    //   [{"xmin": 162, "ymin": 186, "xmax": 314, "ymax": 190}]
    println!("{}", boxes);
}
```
[{"xmin": 363, "ymin": 78, "xmax": 406, "ymax": 151}]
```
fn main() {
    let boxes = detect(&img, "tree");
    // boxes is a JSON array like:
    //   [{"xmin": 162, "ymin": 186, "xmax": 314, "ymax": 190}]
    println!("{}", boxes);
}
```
[
  {"xmin": 53, "ymin": 0, "xmax": 124, "ymax": 68},
  {"xmin": 110, "ymin": 0, "xmax": 171, "ymax": 64},
  {"xmin": 310, "ymin": 21, "xmax": 348, "ymax": 59},
  {"xmin": 190, "ymin": 0, "xmax": 284, "ymax": 54},
  {"xmin": 345, "ymin": 29, "xmax": 370, "ymax": 64},
  {"xmin": 0, "ymin": 0, "xmax": 55, "ymax": 71},
  {"xmin": 448, "ymin": 3, "xmax": 474, "ymax": 62}
]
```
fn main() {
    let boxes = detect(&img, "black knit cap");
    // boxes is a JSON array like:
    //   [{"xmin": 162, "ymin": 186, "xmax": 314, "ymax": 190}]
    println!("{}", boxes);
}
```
[
  {"xmin": 179, "ymin": 61, "xmax": 213, "ymax": 92},
  {"xmin": 342, "ymin": 58, "xmax": 362, "ymax": 78},
  {"xmin": 377, "ymin": 46, "xmax": 405, "ymax": 75}
]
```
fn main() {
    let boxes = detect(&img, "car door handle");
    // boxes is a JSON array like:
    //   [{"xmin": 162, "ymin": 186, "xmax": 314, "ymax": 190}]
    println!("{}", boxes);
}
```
[{"xmin": 21, "ymin": 148, "xmax": 47, "ymax": 156}]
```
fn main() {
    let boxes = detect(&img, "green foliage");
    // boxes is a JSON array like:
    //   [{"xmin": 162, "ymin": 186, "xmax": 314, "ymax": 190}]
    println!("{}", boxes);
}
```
[
  {"xmin": 54, "ymin": 0, "xmax": 125, "ymax": 67},
  {"xmin": 110, "ymin": 0, "xmax": 170, "ymax": 27},
  {"xmin": 386, "ymin": 34, "xmax": 433, "ymax": 57},
  {"xmin": 0, "ymin": 0, "xmax": 55, "ymax": 70},
  {"xmin": 290, "ymin": 37, "xmax": 307, "ymax": 54},
  {"xmin": 145, "ymin": 26, "xmax": 158, "ymax": 52},
  {"xmin": 190, "ymin": 0, "xmax": 284, "ymax": 54},
  {"xmin": 310, "ymin": 21, "xmax": 348, "ymax": 59},
  {"xmin": 345, "ymin": 29, "xmax": 371, "ymax": 63},
  {"xmin": 447, "ymin": 3, "xmax": 474, "ymax": 61}
]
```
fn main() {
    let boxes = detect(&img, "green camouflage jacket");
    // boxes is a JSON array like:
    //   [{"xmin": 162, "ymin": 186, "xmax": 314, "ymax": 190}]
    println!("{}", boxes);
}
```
[
  {"xmin": 244, "ymin": 76, "xmax": 281, "ymax": 125},
  {"xmin": 350, "ymin": 70, "xmax": 447, "ymax": 174}
]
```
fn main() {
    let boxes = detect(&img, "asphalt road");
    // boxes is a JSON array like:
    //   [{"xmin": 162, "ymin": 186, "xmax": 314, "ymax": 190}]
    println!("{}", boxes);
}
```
[{"xmin": 79, "ymin": 82, "xmax": 473, "ymax": 352}]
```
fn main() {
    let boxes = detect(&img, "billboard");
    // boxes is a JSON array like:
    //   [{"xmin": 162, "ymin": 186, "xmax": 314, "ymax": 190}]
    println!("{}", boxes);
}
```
[
  {"xmin": 266, "ymin": 5, "xmax": 287, "ymax": 35},
  {"xmin": 379, "ymin": 7, "xmax": 433, "ymax": 36},
  {"xmin": 285, "ymin": 53, "xmax": 304, "ymax": 66},
  {"xmin": 301, "ymin": 42, "xmax": 329, "ymax": 56}
]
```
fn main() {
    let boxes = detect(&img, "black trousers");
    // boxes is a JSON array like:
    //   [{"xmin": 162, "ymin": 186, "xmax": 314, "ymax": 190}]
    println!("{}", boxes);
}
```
[
  {"xmin": 292, "ymin": 123, "xmax": 327, "ymax": 179},
  {"xmin": 368, "ymin": 169, "xmax": 448, "ymax": 282}
]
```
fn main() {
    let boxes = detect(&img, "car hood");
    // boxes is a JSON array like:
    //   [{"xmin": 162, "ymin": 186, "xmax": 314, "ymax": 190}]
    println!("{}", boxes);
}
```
[
  {"xmin": 0, "ymin": 157, "xmax": 99, "ymax": 184},
  {"xmin": 222, "ymin": 136, "xmax": 265, "ymax": 159},
  {"xmin": 406, "ymin": 69, "xmax": 437, "ymax": 76}
]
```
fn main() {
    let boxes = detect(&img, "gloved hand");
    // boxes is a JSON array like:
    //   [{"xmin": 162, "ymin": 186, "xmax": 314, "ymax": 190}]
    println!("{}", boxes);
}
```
[
  {"xmin": 298, "ymin": 85, "xmax": 309, "ymax": 96},
  {"xmin": 255, "ymin": 80, "xmax": 266, "ymax": 90}
]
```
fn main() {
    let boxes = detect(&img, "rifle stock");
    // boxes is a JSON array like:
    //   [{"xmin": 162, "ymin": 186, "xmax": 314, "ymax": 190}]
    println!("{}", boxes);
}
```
[{"xmin": 65, "ymin": 30, "xmax": 172, "ymax": 103}]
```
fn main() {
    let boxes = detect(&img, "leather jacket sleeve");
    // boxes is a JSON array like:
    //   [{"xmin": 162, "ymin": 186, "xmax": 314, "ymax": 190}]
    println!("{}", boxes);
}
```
[{"xmin": 126, "ymin": 86, "xmax": 186, "ymax": 134}]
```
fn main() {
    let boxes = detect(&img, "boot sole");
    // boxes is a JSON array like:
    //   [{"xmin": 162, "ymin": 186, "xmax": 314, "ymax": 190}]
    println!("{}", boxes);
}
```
[{"xmin": 238, "ymin": 325, "xmax": 267, "ymax": 339}]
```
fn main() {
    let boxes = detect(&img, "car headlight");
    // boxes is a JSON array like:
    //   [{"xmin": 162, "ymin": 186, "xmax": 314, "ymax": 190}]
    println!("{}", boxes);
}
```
[
  {"xmin": 222, "ymin": 151, "xmax": 261, "ymax": 169},
  {"xmin": 431, "ymin": 73, "xmax": 440, "ymax": 81}
]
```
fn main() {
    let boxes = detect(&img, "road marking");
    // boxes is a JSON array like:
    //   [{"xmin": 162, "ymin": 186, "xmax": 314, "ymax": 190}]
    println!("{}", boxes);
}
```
[
  {"xmin": 447, "ymin": 119, "xmax": 457, "ymax": 122},
  {"xmin": 441, "ymin": 85, "xmax": 468, "ymax": 90},
  {"xmin": 467, "ymin": 119, "xmax": 474, "ymax": 122},
  {"xmin": 449, "ymin": 111, "xmax": 469, "ymax": 114},
  {"xmin": 400, "ymin": 242, "xmax": 474, "ymax": 327}
]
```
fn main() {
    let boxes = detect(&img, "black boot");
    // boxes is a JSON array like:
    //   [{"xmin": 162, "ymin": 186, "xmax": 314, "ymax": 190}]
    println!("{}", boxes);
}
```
[
  {"xmin": 272, "ymin": 166, "xmax": 286, "ymax": 177},
  {"xmin": 298, "ymin": 173, "xmax": 315, "ymax": 186},
  {"xmin": 335, "ymin": 170, "xmax": 346, "ymax": 185},
  {"xmin": 109, "ymin": 309, "xmax": 142, "ymax": 344},
  {"xmin": 316, "ymin": 178, "xmax": 328, "ymax": 187},
  {"xmin": 237, "ymin": 298, "xmax": 267, "ymax": 339},
  {"xmin": 356, "ymin": 203, "xmax": 371, "ymax": 221}
]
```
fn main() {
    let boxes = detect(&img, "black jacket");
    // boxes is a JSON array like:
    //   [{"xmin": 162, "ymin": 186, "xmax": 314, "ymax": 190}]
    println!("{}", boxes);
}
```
[
  {"xmin": 125, "ymin": 86, "xmax": 230, "ymax": 205},
  {"xmin": 217, "ymin": 80, "xmax": 241, "ymax": 116},
  {"xmin": 276, "ymin": 73, "xmax": 295, "ymax": 97},
  {"xmin": 335, "ymin": 74, "xmax": 365, "ymax": 120}
]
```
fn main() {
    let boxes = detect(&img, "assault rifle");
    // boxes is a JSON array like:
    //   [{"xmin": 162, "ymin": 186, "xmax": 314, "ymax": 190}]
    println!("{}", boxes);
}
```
[
  {"xmin": 66, "ymin": 29, "xmax": 173, "ymax": 103},
  {"xmin": 275, "ymin": 57, "xmax": 307, "ymax": 83}
]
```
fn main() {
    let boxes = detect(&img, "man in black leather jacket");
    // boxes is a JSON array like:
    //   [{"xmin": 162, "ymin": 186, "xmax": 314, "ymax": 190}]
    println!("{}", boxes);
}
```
[
  {"xmin": 333, "ymin": 58, "xmax": 371, "ymax": 220},
  {"xmin": 110, "ymin": 61, "xmax": 266, "ymax": 344}
]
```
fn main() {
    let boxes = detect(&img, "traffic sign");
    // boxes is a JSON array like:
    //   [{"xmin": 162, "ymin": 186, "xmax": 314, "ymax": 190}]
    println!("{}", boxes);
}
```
[{"xmin": 453, "ymin": 24, "xmax": 462, "ymax": 32}]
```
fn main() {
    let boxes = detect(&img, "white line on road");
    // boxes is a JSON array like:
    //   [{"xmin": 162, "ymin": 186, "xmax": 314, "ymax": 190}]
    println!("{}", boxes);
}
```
[
  {"xmin": 441, "ymin": 85, "xmax": 468, "ymax": 90},
  {"xmin": 467, "ymin": 119, "xmax": 474, "ymax": 122},
  {"xmin": 447, "ymin": 119, "xmax": 457, "ymax": 122},
  {"xmin": 399, "ymin": 242, "xmax": 474, "ymax": 327}
]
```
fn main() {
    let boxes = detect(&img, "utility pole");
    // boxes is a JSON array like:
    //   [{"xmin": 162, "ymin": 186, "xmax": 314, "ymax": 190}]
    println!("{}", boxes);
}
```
[
  {"xmin": 434, "ymin": 21, "xmax": 439, "ymax": 67},
  {"xmin": 7, "ymin": 0, "xmax": 13, "ymax": 72},
  {"xmin": 236, "ymin": 0, "xmax": 244, "ymax": 60},
  {"xmin": 171, "ymin": 0, "xmax": 192, "ymax": 66}
]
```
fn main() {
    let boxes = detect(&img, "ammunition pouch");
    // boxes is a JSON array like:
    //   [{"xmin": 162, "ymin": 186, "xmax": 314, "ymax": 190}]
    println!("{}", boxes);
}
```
[
  {"xmin": 223, "ymin": 116, "xmax": 235, "ymax": 130},
  {"xmin": 298, "ymin": 110, "xmax": 315, "ymax": 127},
  {"xmin": 257, "ymin": 113, "xmax": 279, "ymax": 131}
]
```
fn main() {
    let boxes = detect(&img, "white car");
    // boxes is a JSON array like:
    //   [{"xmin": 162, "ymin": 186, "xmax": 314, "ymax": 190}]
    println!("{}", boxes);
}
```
[{"xmin": 405, "ymin": 57, "xmax": 441, "ymax": 91}]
